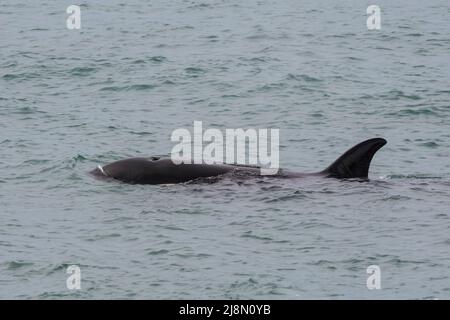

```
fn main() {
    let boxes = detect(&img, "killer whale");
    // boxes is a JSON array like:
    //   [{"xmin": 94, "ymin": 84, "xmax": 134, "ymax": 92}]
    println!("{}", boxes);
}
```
[{"xmin": 90, "ymin": 138, "xmax": 387, "ymax": 184}]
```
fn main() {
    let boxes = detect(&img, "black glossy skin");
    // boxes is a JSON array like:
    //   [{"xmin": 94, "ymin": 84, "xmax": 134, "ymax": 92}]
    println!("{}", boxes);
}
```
[
  {"xmin": 90, "ymin": 157, "xmax": 261, "ymax": 184},
  {"xmin": 90, "ymin": 138, "xmax": 387, "ymax": 185}
]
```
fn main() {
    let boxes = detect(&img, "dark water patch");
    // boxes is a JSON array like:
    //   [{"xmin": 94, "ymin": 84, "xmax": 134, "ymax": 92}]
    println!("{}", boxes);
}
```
[
  {"xmin": 103, "ymin": 216, "xmax": 136, "ymax": 224},
  {"xmin": 67, "ymin": 123, "xmax": 87, "ymax": 128},
  {"xmin": 240, "ymin": 56, "xmax": 279, "ymax": 64},
  {"xmin": 221, "ymin": 94, "xmax": 241, "ymax": 99},
  {"xmin": 386, "ymin": 258, "xmax": 428, "ymax": 265},
  {"xmin": 419, "ymin": 141, "xmax": 439, "ymax": 148},
  {"xmin": 294, "ymin": 221, "xmax": 333, "ymax": 229},
  {"xmin": 147, "ymin": 249, "xmax": 169, "ymax": 255},
  {"xmin": 2, "ymin": 72, "xmax": 42, "ymax": 81},
  {"xmin": 0, "ymin": 240, "xmax": 13, "ymax": 247},
  {"xmin": 184, "ymin": 67, "xmax": 206, "ymax": 76},
  {"xmin": 229, "ymin": 277, "xmax": 259, "ymax": 290},
  {"xmin": 85, "ymin": 233, "xmax": 122, "ymax": 241},
  {"xmin": 373, "ymin": 46, "xmax": 393, "ymax": 51},
  {"xmin": 286, "ymin": 73, "xmax": 322, "ymax": 83},
  {"xmin": 309, "ymin": 112, "xmax": 324, "ymax": 118},
  {"xmin": 173, "ymin": 252, "xmax": 213, "ymax": 259},
  {"xmin": 156, "ymin": 225, "xmax": 186, "ymax": 231},
  {"xmin": 11, "ymin": 106, "xmax": 44, "ymax": 115},
  {"xmin": 381, "ymin": 195, "xmax": 412, "ymax": 201},
  {"xmin": 386, "ymin": 107, "xmax": 439, "ymax": 117},
  {"xmin": 174, "ymin": 208, "xmax": 207, "ymax": 215},
  {"xmin": 132, "ymin": 59, "xmax": 146, "ymax": 64},
  {"xmin": 415, "ymin": 48, "xmax": 430, "ymax": 55},
  {"xmin": 203, "ymin": 35, "xmax": 218, "ymax": 40},
  {"xmin": 295, "ymin": 246, "xmax": 316, "ymax": 252},
  {"xmin": 263, "ymin": 192, "xmax": 307, "ymax": 203},
  {"xmin": 379, "ymin": 90, "xmax": 422, "ymax": 101},
  {"xmin": 129, "ymin": 131, "xmax": 154, "ymax": 136},
  {"xmin": 187, "ymin": 2, "xmax": 212, "ymax": 9},
  {"xmin": 149, "ymin": 56, "xmax": 167, "ymax": 63},
  {"xmin": 100, "ymin": 84, "xmax": 156, "ymax": 91},
  {"xmin": 2, "ymin": 73, "xmax": 18, "ymax": 80},
  {"xmin": 253, "ymin": 82, "xmax": 287, "ymax": 92},
  {"xmin": 132, "ymin": 56, "xmax": 167, "ymax": 64},
  {"xmin": 128, "ymin": 84, "xmax": 157, "ymax": 91},
  {"xmin": 308, "ymin": 259, "xmax": 337, "ymax": 270},
  {"xmin": 345, "ymin": 56, "xmax": 365, "ymax": 61},
  {"xmin": 241, "ymin": 231, "xmax": 273, "ymax": 242},
  {"xmin": 69, "ymin": 67, "xmax": 97, "ymax": 76},
  {"xmin": 326, "ymin": 33, "xmax": 356, "ymax": 39}
]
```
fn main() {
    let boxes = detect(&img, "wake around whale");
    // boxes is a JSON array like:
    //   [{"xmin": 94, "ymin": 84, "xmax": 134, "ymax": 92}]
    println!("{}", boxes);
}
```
[{"xmin": 90, "ymin": 138, "xmax": 387, "ymax": 185}]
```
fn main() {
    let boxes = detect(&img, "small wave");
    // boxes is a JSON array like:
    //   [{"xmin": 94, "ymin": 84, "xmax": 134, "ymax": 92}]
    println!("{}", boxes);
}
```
[
  {"xmin": 386, "ymin": 258, "xmax": 428, "ymax": 265},
  {"xmin": 229, "ymin": 278, "xmax": 259, "ymax": 290},
  {"xmin": 263, "ymin": 192, "xmax": 307, "ymax": 203},
  {"xmin": 149, "ymin": 56, "xmax": 167, "ymax": 63},
  {"xmin": 20, "ymin": 159, "xmax": 51, "ymax": 166},
  {"xmin": 100, "ymin": 84, "xmax": 156, "ymax": 91},
  {"xmin": 12, "ymin": 106, "xmax": 44, "ymax": 115},
  {"xmin": 254, "ymin": 82, "xmax": 287, "ymax": 92},
  {"xmin": 380, "ymin": 90, "xmax": 422, "ymax": 101},
  {"xmin": 241, "ymin": 231, "xmax": 273, "ymax": 241},
  {"xmin": 85, "ymin": 233, "xmax": 122, "ymax": 241},
  {"xmin": 419, "ymin": 141, "xmax": 440, "ymax": 148},
  {"xmin": 286, "ymin": 73, "xmax": 322, "ymax": 82},
  {"xmin": 147, "ymin": 249, "xmax": 169, "ymax": 255},
  {"xmin": 69, "ymin": 67, "xmax": 97, "ymax": 76},
  {"xmin": 308, "ymin": 259, "xmax": 337, "ymax": 270},
  {"xmin": 381, "ymin": 195, "xmax": 412, "ymax": 201},
  {"xmin": 132, "ymin": 56, "xmax": 167, "ymax": 64},
  {"xmin": 246, "ymin": 34, "xmax": 272, "ymax": 40},
  {"xmin": 2, "ymin": 73, "xmax": 18, "ymax": 80},
  {"xmin": 6, "ymin": 261, "xmax": 34, "ymax": 270},
  {"xmin": 187, "ymin": 3, "xmax": 211, "ymax": 9},
  {"xmin": 129, "ymin": 131, "xmax": 153, "ymax": 136},
  {"xmin": 173, "ymin": 252, "xmax": 212, "ymax": 258},
  {"xmin": 385, "ymin": 107, "xmax": 439, "ymax": 117},
  {"xmin": 128, "ymin": 84, "xmax": 157, "ymax": 91},
  {"xmin": 65, "ymin": 154, "xmax": 87, "ymax": 169},
  {"xmin": 406, "ymin": 33, "xmax": 423, "ymax": 37},
  {"xmin": 184, "ymin": 67, "xmax": 206, "ymax": 76},
  {"xmin": 155, "ymin": 225, "xmax": 185, "ymax": 231},
  {"xmin": 2, "ymin": 72, "xmax": 41, "ymax": 81},
  {"xmin": 385, "ymin": 174, "xmax": 443, "ymax": 180},
  {"xmin": 162, "ymin": 79, "xmax": 176, "ymax": 85}
]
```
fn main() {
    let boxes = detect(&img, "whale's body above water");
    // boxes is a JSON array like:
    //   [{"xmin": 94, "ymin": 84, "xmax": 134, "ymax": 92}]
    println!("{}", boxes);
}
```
[{"xmin": 90, "ymin": 138, "xmax": 387, "ymax": 185}]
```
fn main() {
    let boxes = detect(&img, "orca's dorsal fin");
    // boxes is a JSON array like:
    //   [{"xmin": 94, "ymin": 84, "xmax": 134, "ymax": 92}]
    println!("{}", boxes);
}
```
[{"xmin": 321, "ymin": 138, "xmax": 387, "ymax": 179}]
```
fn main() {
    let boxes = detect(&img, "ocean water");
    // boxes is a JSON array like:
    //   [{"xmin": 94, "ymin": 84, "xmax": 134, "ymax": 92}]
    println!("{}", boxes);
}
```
[{"xmin": 1, "ymin": 0, "xmax": 450, "ymax": 299}]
